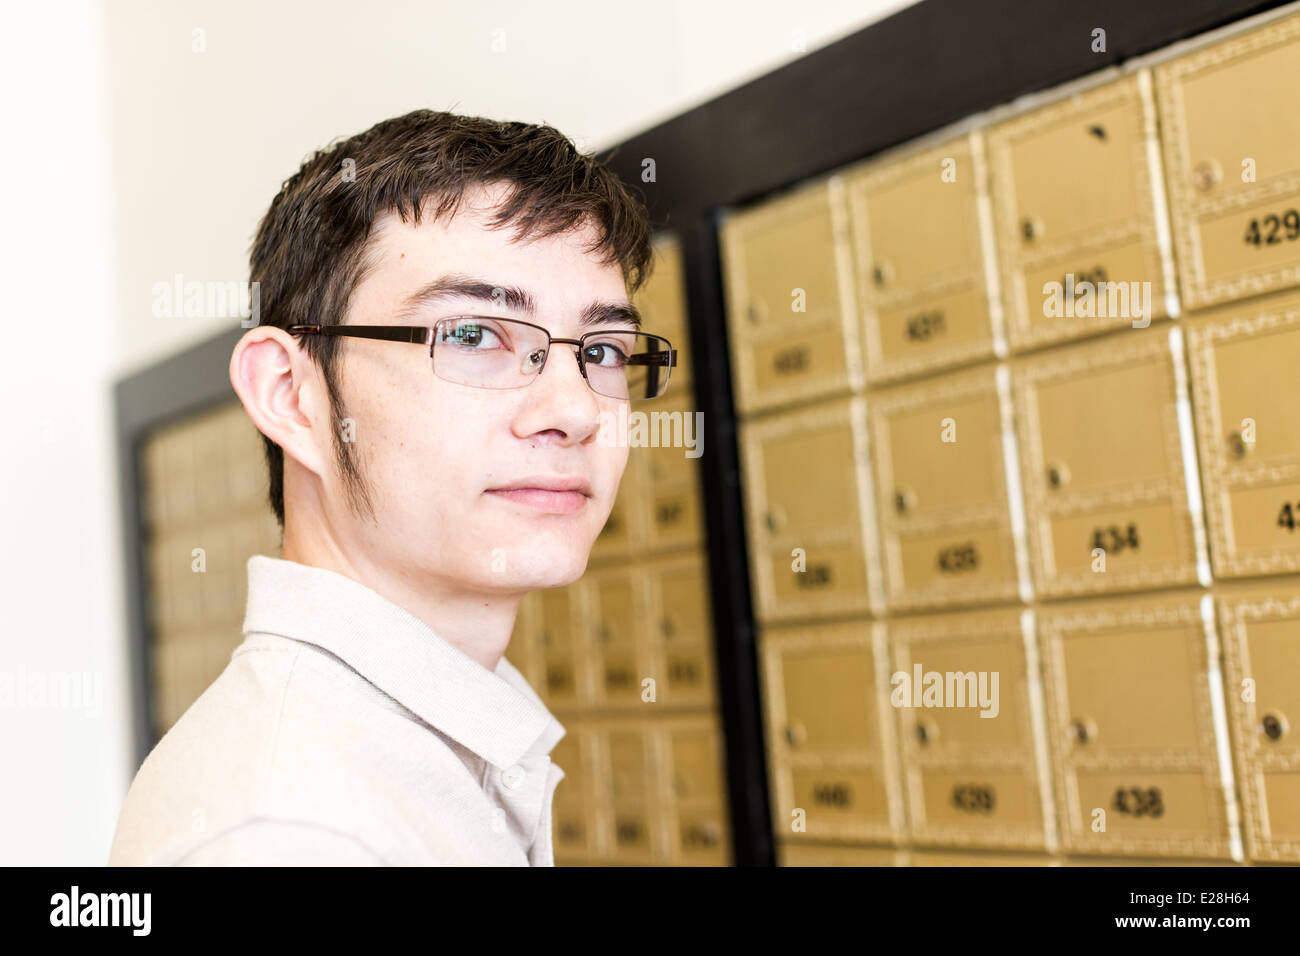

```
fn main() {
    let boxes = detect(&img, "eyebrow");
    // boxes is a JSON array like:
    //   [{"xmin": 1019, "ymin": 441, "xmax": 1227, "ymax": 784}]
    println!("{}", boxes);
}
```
[{"xmin": 392, "ymin": 273, "xmax": 642, "ymax": 330}]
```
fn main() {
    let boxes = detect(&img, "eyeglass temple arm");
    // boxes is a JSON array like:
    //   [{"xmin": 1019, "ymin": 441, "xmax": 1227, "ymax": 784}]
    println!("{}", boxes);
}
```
[
  {"xmin": 627, "ymin": 349, "xmax": 677, "ymax": 367},
  {"xmin": 288, "ymin": 325, "xmax": 431, "ymax": 344}
]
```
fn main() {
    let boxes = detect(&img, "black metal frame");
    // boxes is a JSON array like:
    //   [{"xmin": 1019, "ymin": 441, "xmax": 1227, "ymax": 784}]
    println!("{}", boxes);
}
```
[
  {"xmin": 287, "ymin": 319, "xmax": 678, "ymax": 400},
  {"xmin": 116, "ymin": 0, "xmax": 1288, "ymax": 866}
]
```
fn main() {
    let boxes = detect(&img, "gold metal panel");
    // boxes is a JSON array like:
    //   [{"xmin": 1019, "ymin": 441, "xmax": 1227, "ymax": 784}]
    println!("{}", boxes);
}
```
[
  {"xmin": 632, "ymin": 392, "xmax": 705, "ymax": 555},
  {"xmin": 846, "ymin": 132, "xmax": 999, "ymax": 382},
  {"xmin": 719, "ymin": 177, "xmax": 863, "ymax": 413},
  {"xmin": 583, "ymin": 566, "xmax": 648, "ymax": 708},
  {"xmin": 778, "ymin": 842, "xmax": 904, "ymax": 866},
  {"xmin": 989, "ymin": 73, "xmax": 1171, "ymax": 349},
  {"xmin": 910, "ymin": 850, "xmax": 1056, "ymax": 866},
  {"xmin": 1217, "ymin": 581, "xmax": 1300, "ymax": 862},
  {"xmin": 1156, "ymin": 11, "xmax": 1300, "ymax": 309},
  {"xmin": 662, "ymin": 715, "xmax": 730, "ymax": 865},
  {"xmin": 536, "ymin": 584, "xmax": 586, "ymax": 708},
  {"xmin": 589, "ymin": 488, "xmax": 635, "ymax": 563},
  {"xmin": 601, "ymin": 725, "xmax": 660, "ymax": 864},
  {"xmin": 869, "ymin": 364, "xmax": 1020, "ymax": 610},
  {"xmin": 645, "ymin": 553, "xmax": 715, "ymax": 707},
  {"xmin": 632, "ymin": 233, "xmax": 693, "ymax": 384},
  {"xmin": 551, "ymin": 723, "xmax": 599, "ymax": 861},
  {"xmin": 1012, "ymin": 327, "xmax": 1202, "ymax": 597},
  {"xmin": 1039, "ymin": 594, "xmax": 1233, "ymax": 858},
  {"xmin": 890, "ymin": 608, "xmax": 1050, "ymax": 850},
  {"xmin": 1187, "ymin": 293, "xmax": 1300, "ymax": 577},
  {"xmin": 761, "ymin": 620, "xmax": 903, "ymax": 844},
  {"xmin": 740, "ymin": 396, "xmax": 880, "ymax": 621}
]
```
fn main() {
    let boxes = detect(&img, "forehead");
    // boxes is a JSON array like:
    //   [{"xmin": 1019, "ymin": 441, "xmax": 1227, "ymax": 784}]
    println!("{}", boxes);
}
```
[{"xmin": 354, "ymin": 183, "xmax": 629, "ymax": 321}]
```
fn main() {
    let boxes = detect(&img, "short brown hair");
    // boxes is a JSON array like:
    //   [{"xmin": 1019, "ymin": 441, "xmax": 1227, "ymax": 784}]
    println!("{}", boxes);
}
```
[{"xmin": 248, "ymin": 109, "xmax": 654, "ymax": 530}]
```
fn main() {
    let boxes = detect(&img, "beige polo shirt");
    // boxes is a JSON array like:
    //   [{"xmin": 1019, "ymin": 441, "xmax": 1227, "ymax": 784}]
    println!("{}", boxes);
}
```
[{"xmin": 108, "ymin": 555, "xmax": 567, "ymax": 866}]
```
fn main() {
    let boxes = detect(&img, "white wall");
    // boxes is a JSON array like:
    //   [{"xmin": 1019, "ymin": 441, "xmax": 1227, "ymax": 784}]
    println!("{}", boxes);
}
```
[{"xmin": 0, "ymin": 0, "xmax": 916, "ymax": 864}]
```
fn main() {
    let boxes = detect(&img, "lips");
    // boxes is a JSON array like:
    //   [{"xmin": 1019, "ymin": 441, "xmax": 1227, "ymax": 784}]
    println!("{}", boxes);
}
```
[{"xmin": 485, "ymin": 475, "xmax": 593, "ymax": 515}]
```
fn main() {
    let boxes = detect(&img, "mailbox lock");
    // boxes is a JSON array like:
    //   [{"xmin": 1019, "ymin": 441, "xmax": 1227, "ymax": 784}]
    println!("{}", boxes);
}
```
[
  {"xmin": 595, "ymin": 623, "xmax": 610, "ymax": 644},
  {"xmin": 660, "ymin": 617, "xmax": 674, "ymax": 639},
  {"xmin": 1068, "ymin": 716, "xmax": 1097, "ymax": 746},
  {"xmin": 1046, "ymin": 462, "xmax": 1070, "ymax": 490},
  {"xmin": 746, "ymin": 301, "xmax": 767, "ymax": 325},
  {"xmin": 1227, "ymin": 431, "xmax": 1252, "ymax": 459},
  {"xmin": 894, "ymin": 487, "xmax": 916, "ymax": 515},
  {"xmin": 765, "ymin": 507, "xmax": 787, "ymax": 533},
  {"xmin": 872, "ymin": 261, "xmax": 894, "ymax": 286},
  {"xmin": 915, "ymin": 719, "xmax": 937, "ymax": 746},
  {"xmin": 1261, "ymin": 712, "xmax": 1288, "ymax": 743},
  {"xmin": 785, "ymin": 722, "xmax": 807, "ymax": 748},
  {"xmin": 1193, "ymin": 159, "xmax": 1222, "ymax": 192},
  {"xmin": 1021, "ymin": 216, "xmax": 1043, "ymax": 242}
]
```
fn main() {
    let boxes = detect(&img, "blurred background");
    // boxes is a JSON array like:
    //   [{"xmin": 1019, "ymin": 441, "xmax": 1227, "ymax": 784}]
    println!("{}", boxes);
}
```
[
  {"xmin": 0, "ymin": 0, "xmax": 911, "ymax": 866},
  {"xmin": 4, "ymin": 0, "xmax": 1299, "ymax": 868}
]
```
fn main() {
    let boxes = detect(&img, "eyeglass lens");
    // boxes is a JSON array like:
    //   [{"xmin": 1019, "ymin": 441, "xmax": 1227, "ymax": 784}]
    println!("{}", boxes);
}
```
[{"xmin": 431, "ymin": 317, "xmax": 670, "ymax": 400}]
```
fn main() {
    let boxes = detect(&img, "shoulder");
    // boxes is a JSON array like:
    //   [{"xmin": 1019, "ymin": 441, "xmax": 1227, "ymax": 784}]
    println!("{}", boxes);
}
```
[
  {"xmin": 110, "ymin": 634, "xmax": 484, "ymax": 866},
  {"xmin": 164, "ymin": 818, "xmax": 387, "ymax": 866}
]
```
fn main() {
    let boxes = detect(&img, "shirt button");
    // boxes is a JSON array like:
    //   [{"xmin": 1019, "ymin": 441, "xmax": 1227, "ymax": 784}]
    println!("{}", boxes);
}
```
[{"xmin": 501, "ymin": 764, "xmax": 526, "ymax": 790}]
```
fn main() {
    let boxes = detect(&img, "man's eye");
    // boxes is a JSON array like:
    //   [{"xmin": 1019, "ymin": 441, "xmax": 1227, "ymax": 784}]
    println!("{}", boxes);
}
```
[
  {"xmin": 447, "ymin": 323, "xmax": 503, "ymax": 348},
  {"xmin": 584, "ymin": 342, "xmax": 628, "ymax": 366}
]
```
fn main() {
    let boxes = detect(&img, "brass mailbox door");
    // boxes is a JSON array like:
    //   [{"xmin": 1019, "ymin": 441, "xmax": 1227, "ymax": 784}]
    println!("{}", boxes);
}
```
[
  {"xmin": 601, "ymin": 724, "xmax": 661, "ymax": 864},
  {"xmin": 890, "ymin": 609, "xmax": 1050, "ymax": 851},
  {"xmin": 1217, "ymin": 582, "xmax": 1300, "ymax": 862},
  {"xmin": 1156, "ymin": 12, "xmax": 1300, "ymax": 310},
  {"xmin": 719, "ymin": 177, "xmax": 863, "ymax": 413},
  {"xmin": 635, "ymin": 393, "xmax": 705, "ymax": 554},
  {"xmin": 1186, "ymin": 296, "xmax": 1300, "ymax": 578},
  {"xmin": 869, "ymin": 365, "xmax": 1021, "ymax": 611},
  {"xmin": 584, "ymin": 567, "xmax": 646, "ymax": 708},
  {"xmin": 589, "ymin": 483, "xmax": 637, "ymax": 564},
  {"xmin": 779, "ymin": 843, "xmax": 904, "ymax": 866},
  {"xmin": 1039, "ymin": 595, "xmax": 1233, "ymax": 859},
  {"xmin": 645, "ymin": 554, "xmax": 715, "ymax": 708},
  {"xmin": 989, "ymin": 73, "xmax": 1171, "ymax": 350},
  {"xmin": 633, "ymin": 233, "xmax": 692, "ymax": 385},
  {"xmin": 551, "ymin": 723, "xmax": 596, "ymax": 862},
  {"xmin": 662, "ymin": 716, "xmax": 730, "ymax": 865},
  {"xmin": 761, "ymin": 621, "xmax": 902, "ymax": 844},
  {"xmin": 537, "ymin": 585, "xmax": 585, "ymax": 708},
  {"xmin": 847, "ymin": 132, "xmax": 1000, "ymax": 382},
  {"xmin": 1012, "ymin": 327, "xmax": 1203, "ymax": 597},
  {"xmin": 741, "ymin": 396, "xmax": 880, "ymax": 622}
]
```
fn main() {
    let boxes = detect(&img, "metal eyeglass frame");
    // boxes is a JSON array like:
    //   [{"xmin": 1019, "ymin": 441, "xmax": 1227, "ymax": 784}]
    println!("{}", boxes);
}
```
[{"xmin": 287, "ymin": 316, "xmax": 677, "ymax": 400}]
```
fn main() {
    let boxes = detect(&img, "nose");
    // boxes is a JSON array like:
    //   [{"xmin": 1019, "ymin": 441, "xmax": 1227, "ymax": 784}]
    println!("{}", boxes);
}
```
[{"xmin": 515, "ymin": 340, "xmax": 602, "ymax": 443}]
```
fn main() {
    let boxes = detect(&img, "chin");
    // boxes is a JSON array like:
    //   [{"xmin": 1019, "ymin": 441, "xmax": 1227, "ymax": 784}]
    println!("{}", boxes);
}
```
[{"xmin": 505, "ymin": 542, "xmax": 591, "ymax": 590}]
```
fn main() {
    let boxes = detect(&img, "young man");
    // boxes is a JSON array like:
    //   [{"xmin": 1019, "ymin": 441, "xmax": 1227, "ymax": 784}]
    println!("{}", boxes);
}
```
[{"xmin": 108, "ymin": 110, "xmax": 668, "ymax": 865}]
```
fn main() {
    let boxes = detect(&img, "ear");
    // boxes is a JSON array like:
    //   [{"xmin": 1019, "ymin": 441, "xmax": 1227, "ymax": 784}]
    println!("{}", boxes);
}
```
[{"xmin": 229, "ymin": 327, "xmax": 329, "ymax": 479}]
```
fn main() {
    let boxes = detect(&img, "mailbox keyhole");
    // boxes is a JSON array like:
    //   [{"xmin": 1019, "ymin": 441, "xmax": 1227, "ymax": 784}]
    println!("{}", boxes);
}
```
[
  {"xmin": 1046, "ymin": 462, "xmax": 1070, "ymax": 489},
  {"xmin": 1261, "ymin": 712, "xmax": 1288, "ymax": 742},
  {"xmin": 1068, "ymin": 717, "xmax": 1096, "ymax": 746}
]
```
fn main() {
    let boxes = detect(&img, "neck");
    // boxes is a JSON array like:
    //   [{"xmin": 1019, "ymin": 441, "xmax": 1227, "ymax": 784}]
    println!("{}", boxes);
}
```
[{"xmin": 279, "ymin": 521, "xmax": 523, "ymax": 673}]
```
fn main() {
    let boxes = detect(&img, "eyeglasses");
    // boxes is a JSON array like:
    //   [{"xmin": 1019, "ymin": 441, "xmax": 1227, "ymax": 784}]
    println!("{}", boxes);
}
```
[{"xmin": 288, "ymin": 316, "xmax": 676, "ymax": 401}]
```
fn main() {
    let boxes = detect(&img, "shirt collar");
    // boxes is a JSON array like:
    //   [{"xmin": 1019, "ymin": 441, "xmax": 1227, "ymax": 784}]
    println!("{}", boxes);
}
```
[{"xmin": 241, "ymin": 555, "xmax": 565, "ymax": 769}]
